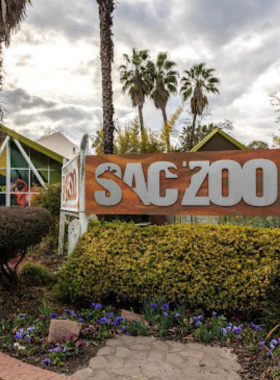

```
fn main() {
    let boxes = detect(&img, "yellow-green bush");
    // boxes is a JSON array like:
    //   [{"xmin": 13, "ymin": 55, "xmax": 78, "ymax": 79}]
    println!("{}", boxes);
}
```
[{"xmin": 56, "ymin": 221, "xmax": 280, "ymax": 313}]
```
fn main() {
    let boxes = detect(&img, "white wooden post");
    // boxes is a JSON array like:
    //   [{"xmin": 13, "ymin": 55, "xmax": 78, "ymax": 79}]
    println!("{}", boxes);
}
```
[
  {"xmin": 58, "ymin": 158, "xmax": 68, "ymax": 255},
  {"xmin": 79, "ymin": 134, "xmax": 90, "ymax": 234}
]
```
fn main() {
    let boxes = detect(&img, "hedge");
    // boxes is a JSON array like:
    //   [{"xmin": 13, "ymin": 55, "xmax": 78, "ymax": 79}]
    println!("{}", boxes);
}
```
[
  {"xmin": 0, "ymin": 207, "xmax": 51, "ymax": 286},
  {"xmin": 56, "ymin": 221, "xmax": 280, "ymax": 313}
]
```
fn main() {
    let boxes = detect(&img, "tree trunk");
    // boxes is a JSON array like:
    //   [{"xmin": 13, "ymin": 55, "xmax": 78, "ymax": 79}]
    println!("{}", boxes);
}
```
[
  {"xmin": 98, "ymin": 1, "xmax": 115, "ymax": 154},
  {"xmin": 138, "ymin": 104, "xmax": 145, "ymax": 138},
  {"xmin": 162, "ymin": 107, "xmax": 170, "ymax": 152},
  {"xmin": 189, "ymin": 112, "xmax": 197, "ymax": 151}
]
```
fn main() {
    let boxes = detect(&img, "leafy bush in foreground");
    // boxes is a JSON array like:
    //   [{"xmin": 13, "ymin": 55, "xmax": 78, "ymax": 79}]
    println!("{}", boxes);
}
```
[
  {"xmin": 56, "ymin": 221, "xmax": 280, "ymax": 314},
  {"xmin": 0, "ymin": 207, "xmax": 51, "ymax": 286},
  {"xmin": 19, "ymin": 262, "xmax": 56, "ymax": 287}
]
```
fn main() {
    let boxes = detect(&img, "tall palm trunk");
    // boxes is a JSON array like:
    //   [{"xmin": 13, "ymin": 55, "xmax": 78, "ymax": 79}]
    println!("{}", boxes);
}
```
[
  {"xmin": 138, "ymin": 104, "xmax": 145, "ymax": 138},
  {"xmin": 97, "ymin": 0, "xmax": 115, "ymax": 154},
  {"xmin": 189, "ymin": 111, "xmax": 197, "ymax": 151},
  {"xmin": 161, "ymin": 107, "xmax": 171, "ymax": 152}
]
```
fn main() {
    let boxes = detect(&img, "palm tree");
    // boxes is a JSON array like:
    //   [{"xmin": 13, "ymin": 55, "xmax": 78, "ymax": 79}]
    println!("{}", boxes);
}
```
[
  {"xmin": 0, "ymin": 0, "xmax": 32, "ymax": 120},
  {"xmin": 180, "ymin": 63, "xmax": 220, "ymax": 150},
  {"xmin": 96, "ymin": 0, "xmax": 115, "ymax": 154},
  {"xmin": 148, "ymin": 52, "xmax": 179, "ymax": 123},
  {"xmin": 147, "ymin": 52, "xmax": 179, "ymax": 151},
  {"xmin": 119, "ymin": 48, "xmax": 152, "ymax": 138},
  {"xmin": 0, "ymin": 0, "xmax": 31, "ymax": 45}
]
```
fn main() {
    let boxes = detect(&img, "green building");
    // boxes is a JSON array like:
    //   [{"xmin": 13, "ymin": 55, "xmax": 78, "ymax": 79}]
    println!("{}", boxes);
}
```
[{"xmin": 0, "ymin": 125, "xmax": 64, "ymax": 207}]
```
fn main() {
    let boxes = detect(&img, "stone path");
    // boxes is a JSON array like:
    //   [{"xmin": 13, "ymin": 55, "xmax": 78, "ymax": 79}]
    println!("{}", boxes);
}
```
[{"xmin": 73, "ymin": 335, "xmax": 242, "ymax": 380}]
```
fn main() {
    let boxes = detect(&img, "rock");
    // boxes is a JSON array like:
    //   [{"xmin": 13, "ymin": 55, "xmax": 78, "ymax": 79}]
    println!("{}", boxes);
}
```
[
  {"xmin": 47, "ymin": 320, "xmax": 82, "ymax": 344},
  {"xmin": 121, "ymin": 309, "xmax": 149, "ymax": 326}
]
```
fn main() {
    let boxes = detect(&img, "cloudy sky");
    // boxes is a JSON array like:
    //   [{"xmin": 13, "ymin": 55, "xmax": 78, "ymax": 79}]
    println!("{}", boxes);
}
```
[{"xmin": 2, "ymin": 0, "xmax": 280, "ymax": 146}]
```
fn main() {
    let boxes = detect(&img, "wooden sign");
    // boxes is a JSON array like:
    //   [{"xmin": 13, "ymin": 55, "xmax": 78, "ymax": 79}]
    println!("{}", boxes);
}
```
[
  {"xmin": 85, "ymin": 150, "xmax": 280, "ymax": 216},
  {"xmin": 61, "ymin": 156, "xmax": 79, "ymax": 212}
]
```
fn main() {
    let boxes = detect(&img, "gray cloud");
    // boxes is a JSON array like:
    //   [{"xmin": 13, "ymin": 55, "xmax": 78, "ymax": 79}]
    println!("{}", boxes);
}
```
[{"xmin": 2, "ymin": 0, "xmax": 280, "ymax": 146}]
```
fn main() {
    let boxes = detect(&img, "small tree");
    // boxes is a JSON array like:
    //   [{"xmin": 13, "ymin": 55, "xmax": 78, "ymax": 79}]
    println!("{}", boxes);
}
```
[{"xmin": 0, "ymin": 207, "xmax": 51, "ymax": 287}]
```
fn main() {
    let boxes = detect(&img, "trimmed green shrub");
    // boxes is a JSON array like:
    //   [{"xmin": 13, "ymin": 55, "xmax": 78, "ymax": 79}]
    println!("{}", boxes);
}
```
[
  {"xmin": 56, "ymin": 221, "xmax": 280, "ymax": 313},
  {"xmin": 19, "ymin": 262, "xmax": 56, "ymax": 286},
  {"xmin": 31, "ymin": 183, "xmax": 61, "ymax": 218},
  {"xmin": 0, "ymin": 207, "xmax": 51, "ymax": 286}
]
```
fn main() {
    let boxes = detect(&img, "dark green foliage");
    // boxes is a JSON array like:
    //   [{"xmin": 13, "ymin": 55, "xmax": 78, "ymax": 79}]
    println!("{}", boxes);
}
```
[
  {"xmin": 19, "ymin": 262, "xmax": 56, "ymax": 287},
  {"xmin": 56, "ymin": 221, "xmax": 280, "ymax": 314},
  {"xmin": 32, "ymin": 184, "xmax": 61, "ymax": 218},
  {"xmin": 0, "ymin": 207, "xmax": 51, "ymax": 286}
]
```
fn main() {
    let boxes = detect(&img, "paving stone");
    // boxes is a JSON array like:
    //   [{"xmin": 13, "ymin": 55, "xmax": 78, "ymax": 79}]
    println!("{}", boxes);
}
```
[
  {"xmin": 73, "ymin": 368, "xmax": 93, "ymax": 380},
  {"xmin": 114, "ymin": 346, "xmax": 132, "ymax": 358},
  {"xmin": 109, "ymin": 361, "xmax": 143, "ymax": 377},
  {"xmin": 106, "ymin": 338, "xmax": 123, "ymax": 347},
  {"xmin": 199, "ymin": 356, "xmax": 219, "ymax": 368},
  {"xmin": 141, "ymin": 361, "xmax": 165, "ymax": 378},
  {"xmin": 166, "ymin": 341, "xmax": 186, "ymax": 352},
  {"xmin": 152, "ymin": 340, "xmax": 169, "ymax": 351},
  {"xmin": 178, "ymin": 349, "xmax": 205, "ymax": 359},
  {"xmin": 220, "ymin": 358, "xmax": 242, "ymax": 372},
  {"xmin": 147, "ymin": 350, "xmax": 166, "ymax": 363},
  {"xmin": 89, "ymin": 356, "xmax": 107, "ymax": 369},
  {"xmin": 129, "ymin": 344, "xmax": 153, "ymax": 351},
  {"xmin": 91, "ymin": 370, "xmax": 114, "ymax": 380},
  {"xmin": 96, "ymin": 346, "xmax": 115, "ymax": 356},
  {"xmin": 107, "ymin": 356, "xmax": 124, "ymax": 368},
  {"xmin": 178, "ymin": 364, "xmax": 201, "ymax": 375},
  {"xmin": 166, "ymin": 353, "xmax": 184, "ymax": 365},
  {"xmin": 185, "ymin": 343, "xmax": 204, "ymax": 350},
  {"xmin": 116, "ymin": 334, "xmax": 136, "ymax": 345},
  {"xmin": 132, "ymin": 351, "xmax": 148, "ymax": 360}
]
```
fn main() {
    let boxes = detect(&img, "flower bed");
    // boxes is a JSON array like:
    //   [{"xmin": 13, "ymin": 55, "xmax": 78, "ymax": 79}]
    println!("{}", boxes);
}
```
[{"xmin": 1, "ymin": 299, "xmax": 280, "ymax": 378}]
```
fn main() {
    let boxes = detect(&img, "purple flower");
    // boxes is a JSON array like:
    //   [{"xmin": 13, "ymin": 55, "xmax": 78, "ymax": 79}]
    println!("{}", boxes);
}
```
[
  {"xmin": 162, "ymin": 303, "xmax": 169, "ymax": 310},
  {"xmin": 212, "ymin": 312, "xmax": 218, "ymax": 318},
  {"xmin": 98, "ymin": 317, "xmax": 108, "ymax": 324},
  {"xmin": 259, "ymin": 341, "xmax": 265, "ymax": 347},
  {"xmin": 121, "ymin": 326, "xmax": 126, "ymax": 333},
  {"xmin": 163, "ymin": 312, "xmax": 168, "ymax": 317},
  {"xmin": 14, "ymin": 334, "xmax": 23, "ymax": 340},
  {"xmin": 237, "ymin": 335, "xmax": 242, "ymax": 340},
  {"xmin": 71, "ymin": 311, "xmax": 77, "ymax": 318},
  {"xmin": 174, "ymin": 313, "xmax": 180, "ymax": 318},
  {"xmin": 278, "ymin": 362, "xmax": 280, "ymax": 366},
  {"xmin": 91, "ymin": 303, "xmax": 102, "ymax": 310},
  {"xmin": 65, "ymin": 309, "xmax": 72, "ymax": 315},
  {"xmin": 267, "ymin": 352, "xmax": 273, "ymax": 358},
  {"xmin": 22, "ymin": 314, "xmax": 26, "ymax": 318},
  {"xmin": 150, "ymin": 303, "xmax": 158, "ymax": 309},
  {"xmin": 53, "ymin": 347, "xmax": 61, "ymax": 352},
  {"xmin": 106, "ymin": 313, "xmax": 114, "ymax": 318},
  {"xmin": 86, "ymin": 313, "xmax": 92, "ymax": 319},
  {"xmin": 27, "ymin": 327, "xmax": 35, "ymax": 333},
  {"xmin": 48, "ymin": 349, "xmax": 53, "ymax": 353},
  {"xmin": 50, "ymin": 313, "xmax": 57, "ymax": 319},
  {"xmin": 79, "ymin": 318, "xmax": 84, "ymax": 323},
  {"xmin": 63, "ymin": 317, "xmax": 68, "ymax": 320},
  {"xmin": 43, "ymin": 358, "xmax": 51, "ymax": 367},
  {"xmin": 114, "ymin": 316, "xmax": 125, "ymax": 327}
]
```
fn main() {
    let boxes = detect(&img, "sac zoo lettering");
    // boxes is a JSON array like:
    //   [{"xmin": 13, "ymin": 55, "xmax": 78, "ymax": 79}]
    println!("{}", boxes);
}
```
[{"xmin": 85, "ymin": 151, "xmax": 280, "ymax": 216}]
